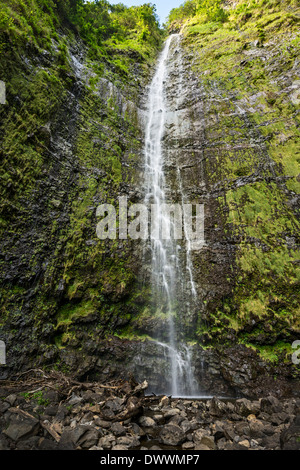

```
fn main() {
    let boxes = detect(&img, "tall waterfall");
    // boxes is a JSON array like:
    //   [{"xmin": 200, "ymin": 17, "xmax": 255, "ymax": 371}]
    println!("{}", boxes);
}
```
[{"xmin": 143, "ymin": 35, "xmax": 199, "ymax": 397}]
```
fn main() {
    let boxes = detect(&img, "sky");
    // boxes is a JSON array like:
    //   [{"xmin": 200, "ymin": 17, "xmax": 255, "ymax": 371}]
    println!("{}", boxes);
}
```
[{"xmin": 108, "ymin": 1, "xmax": 185, "ymax": 25}]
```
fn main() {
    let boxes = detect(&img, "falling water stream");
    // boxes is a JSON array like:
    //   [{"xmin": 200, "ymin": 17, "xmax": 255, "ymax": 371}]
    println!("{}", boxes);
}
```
[{"xmin": 144, "ymin": 35, "xmax": 200, "ymax": 397}]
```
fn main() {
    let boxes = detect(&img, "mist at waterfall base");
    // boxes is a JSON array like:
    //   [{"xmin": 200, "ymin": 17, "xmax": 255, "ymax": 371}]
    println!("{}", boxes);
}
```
[{"xmin": 142, "ymin": 35, "xmax": 206, "ymax": 399}]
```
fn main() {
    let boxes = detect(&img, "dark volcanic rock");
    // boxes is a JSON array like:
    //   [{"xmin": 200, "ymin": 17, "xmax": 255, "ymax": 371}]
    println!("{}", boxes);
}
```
[
  {"xmin": 159, "ymin": 424, "xmax": 186, "ymax": 446},
  {"xmin": 0, "ymin": 377, "xmax": 299, "ymax": 451},
  {"xmin": 280, "ymin": 415, "xmax": 300, "ymax": 450},
  {"xmin": 3, "ymin": 410, "xmax": 40, "ymax": 442},
  {"xmin": 0, "ymin": 2, "xmax": 299, "ymax": 406}
]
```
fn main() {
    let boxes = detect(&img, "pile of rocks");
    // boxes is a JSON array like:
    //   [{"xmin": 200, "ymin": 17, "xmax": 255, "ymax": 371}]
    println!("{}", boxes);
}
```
[
  {"xmin": 140, "ymin": 395, "xmax": 300, "ymax": 451},
  {"xmin": 0, "ymin": 378, "xmax": 299, "ymax": 451}
]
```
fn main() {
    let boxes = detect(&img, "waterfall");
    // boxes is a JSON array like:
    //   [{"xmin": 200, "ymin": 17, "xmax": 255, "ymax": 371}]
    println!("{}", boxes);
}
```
[{"xmin": 143, "ymin": 35, "xmax": 199, "ymax": 397}]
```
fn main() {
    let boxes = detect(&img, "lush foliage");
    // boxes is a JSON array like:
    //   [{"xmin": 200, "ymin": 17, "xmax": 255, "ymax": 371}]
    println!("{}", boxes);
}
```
[
  {"xmin": 0, "ymin": 1, "xmax": 162, "ymax": 60},
  {"xmin": 0, "ymin": 0, "xmax": 162, "ymax": 223},
  {"xmin": 173, "ymin": 0, "xmax": 300, "ymax": 359},
  {"xmin": 167, "ymin": 0, "xmax": 228, "ymax": 29},
  {"xmin": 167, "ymin": 0, "xmax": 197, "ymax": 25},
  {"xmin": 71, "ymin": 1, "xmax": 162, "ymax": 60},
  {"xmin": 0, "ymin": 0, "xmax": 162, "ymax": 370},
  {"xmin": 167, "ymin": 0, "xmax": 299, "ymax": 30}
]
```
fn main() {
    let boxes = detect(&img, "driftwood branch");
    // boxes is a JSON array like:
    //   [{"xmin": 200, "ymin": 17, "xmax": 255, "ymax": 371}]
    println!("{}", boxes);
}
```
[{"xmin": 41, "ymin": 421, "xmax": 61, "ymax": 442}]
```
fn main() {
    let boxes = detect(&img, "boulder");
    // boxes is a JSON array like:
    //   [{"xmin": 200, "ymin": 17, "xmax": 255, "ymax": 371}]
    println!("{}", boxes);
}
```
[
  {"xmin": 98, "ymin": 435, "xmax": 116, "ymax": 450},
  {"xmin": 193, "ymin": 429, "xmax": 216, "ymax": 449},
  {"xmin": 57, "ymin": 424, "xmax": 100, "ymax": 450},
  {"xmin": 0, "ymin": 436, "xmax": 10, "ymax": 450},
  {"xmin": 159, "ymin": 396, "xmax": 170, "ymax": 407},
  {"xmin": 15, "ymin": 436, "xmax": 40, "ymax": 450},
  {"xmin": 111, "ymin": 422, "xmax": 127, "ymax": 437},
  {"xmin": 159, "ymin": 424, "xmax": 185, "ymax": 446},
  {"xmin": 200, "ymin": 435, "xmax": 216, "ymax": 450},
  {"xmin": 260, "ymin": 396, "xmax": 282, "ymax": 415},
  {"xmin": 193, "ymin": 443, "xmax": 212, "ymax": 450},
  {"xmin": 4, "ymin": 394, "xmax": 17, "ymax": 407},
  {"xmin": 248, "ymin": 418, "xmax": 269, "ymax": 439},
  {"xmin": 138, "ymin": 416, "xmax": 156, "ymax": 428},
  {"xmin": 239, "ymin": 439, "xmax": 250, "ymax": 448},
  {"xmin": 111, "ymin": 444, "xmax": 129, "ymax": 450},
  {"xmin": 116, "ymin": 435, "xmax": 140, "ymax": 449},
  {"xmin": 182, "ymin": 441, "xmax": 195, "ymax": 449},
  {"xmin": 104, "ymin": 398, "xmax": 125, "ymax": 413},
  {"xmin": 180, "ymin": 419, "xmax": 193, "ymax": 433},
  {"xmin": 234, "ymin": 421, "xmax": 250, "ymax": 438},
  {"xmin": 209, "ymin": 397, "xmax": 227, "ymax": 417},
  {"xmin": 77, "ymin": 428, "xmax": 100, "ymax": 449},
  {"xmin": 57, "ymin": 429, "xmax": 76, "ymax": 450},
  {"xmin": 163, "ymin": 408, "xmax": 182, "ymax": 420},
  {"xmin": 280, "ymin": 415, "xmax": 300, "ymax": 450},
  {"xmin": 3, "ymin": 411, "xmax": 39, "ymax": 442},
  {"xmin": 67, "ymin": 393, "xmax": 83, "ymax": 406},
  {"xmin": 223, "ymin": 441, "xmax": 251, "ymax": 450},
  {"xmin": 234, "ymin": 398, "xmax": 260, "ymax": 417},
  {"xmin": 260, "ymin": 431, "xmax": 281, "ymax": 449},
  {"xmin": 38, "ymin": 438, "xmax": 59, "ymax": 450},
  {"xmin": 210, "ymin": 421, "xmax": 225, "ymax": 440}
]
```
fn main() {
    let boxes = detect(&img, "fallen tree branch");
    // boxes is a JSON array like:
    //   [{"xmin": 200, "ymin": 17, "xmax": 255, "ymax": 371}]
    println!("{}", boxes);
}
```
[
  {"xmin": 9, "ymin": 407, "xmax": 37, "ymax": 420},
  {"xmin": 41, "ymin": 420, "xmax": 61, "ymax": 443}
]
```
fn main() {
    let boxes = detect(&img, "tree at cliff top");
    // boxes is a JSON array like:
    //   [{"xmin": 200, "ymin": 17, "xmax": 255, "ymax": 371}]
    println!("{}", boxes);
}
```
[
  {"xmin": 167, "ymin": 0, "xmax": 298, "ymax": 30},
  {"xmin": 0, "ymin": 1, "xmax": 162, "ymax": 59},
  {"xmin": 167, "ymin": 0, "xmax": 228, "ymax": 29}
]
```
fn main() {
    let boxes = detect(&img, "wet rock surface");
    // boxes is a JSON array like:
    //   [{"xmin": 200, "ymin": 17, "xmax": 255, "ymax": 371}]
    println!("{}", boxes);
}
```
[
  {"xmin": 81, "ymin": 336, "xmax": 299, "ymax": 401},
  {"xmin": 0, "ymin": 374, "xmax": 299, "ymax": 451},
  {"xmin": 0, "ymin": 3, "xmax": 299, "ymax": 408}
]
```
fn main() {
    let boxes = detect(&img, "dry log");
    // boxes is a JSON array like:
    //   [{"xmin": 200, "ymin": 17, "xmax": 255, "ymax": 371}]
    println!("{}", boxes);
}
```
[{"xmin": 40, "ymin": 420, "xmax": 61, "ymax": 442}]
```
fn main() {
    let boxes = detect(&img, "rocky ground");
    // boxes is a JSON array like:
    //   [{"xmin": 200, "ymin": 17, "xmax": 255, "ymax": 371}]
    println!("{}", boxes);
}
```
[{"xmin": 0, "ymin": 371, "xmax": 299, "ymax": 451}]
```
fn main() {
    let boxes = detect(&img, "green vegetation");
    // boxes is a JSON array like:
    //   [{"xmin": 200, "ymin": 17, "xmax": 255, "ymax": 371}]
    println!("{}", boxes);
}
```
[
  {"xmin": 170, "ymin": 0, "xmax": 299, "ymax": 360},
  {"xmin": 0, "ymin": 0, "xmax": 162, "ymax": 370},
  {"xmin": 0, "ymin": 1, "xmax": 162, "ymax": 55},
  {"xmin": 73, "ymin": 1, "xmax": 162, "ymax": 60},
  {"xmin": 22, "ymin": 390, "xmax": 50, "ymax": 406},
  {"xmin": 0, "ymin": 0, "xmax": 299, "ymax": 376},
  {"xmin": 0, "ymin": 0, "xmax": 163, "ymax": 228},
  {"xmin": 167, "ymin": 0, "xmax": 298, "ymax": 30},
  {"xmin": 168, "ymin": 0, "xmax": 228, "ymax": 30}
]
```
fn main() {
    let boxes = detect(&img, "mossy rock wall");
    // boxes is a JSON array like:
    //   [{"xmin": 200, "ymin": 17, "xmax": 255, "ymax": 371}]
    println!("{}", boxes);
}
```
[
  {"xmin": 166, "ymin": 0, "xmax": 300, "ymax": 382},
  {"xmin": 0, "ymin": 0, "xmax": 299, "ymax": 397},
  {"xmin": 0, "ymin": 3, "xmax": 160, "ymax": 378}
]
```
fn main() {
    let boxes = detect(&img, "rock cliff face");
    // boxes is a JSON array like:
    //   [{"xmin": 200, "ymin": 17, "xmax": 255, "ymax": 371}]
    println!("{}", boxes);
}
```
[
  {"xmin": 171, "ymin": 1, "xmax": 300, "ymax": 398},
  {"xmin": 121, "ymin": 27, "xmax": 300, "ymax": 399},
  {"xmin": 0, "ymin": 8, "xmax": 153, "ymax": 381},
  {"xmin": 0, "ymin": 1, "xmax": 299, "ymax": 399}
]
